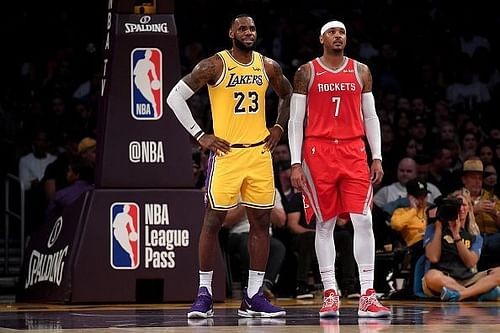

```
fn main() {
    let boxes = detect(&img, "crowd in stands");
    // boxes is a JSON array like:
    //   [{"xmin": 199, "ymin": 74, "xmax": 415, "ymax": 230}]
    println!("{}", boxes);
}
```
[{"xmin": 1, "ymin": 0, "xmax": 500, "ymax": 299}]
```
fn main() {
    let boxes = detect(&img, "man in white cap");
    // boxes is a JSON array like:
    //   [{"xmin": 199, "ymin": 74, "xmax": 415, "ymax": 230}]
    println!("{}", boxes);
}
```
[{"xmin": 288, "ymin": 20, "xmax": 390, "ymax": 317}]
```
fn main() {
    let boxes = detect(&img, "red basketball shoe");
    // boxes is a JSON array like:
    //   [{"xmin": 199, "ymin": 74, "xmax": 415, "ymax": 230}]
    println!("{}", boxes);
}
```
[
  {"xmin": 358, "ymin": 289, "xmax": 391, "ymax": 317},
  {"xmin": 319, "ymin": 289, "xmax": 340, "ymax": 317}
]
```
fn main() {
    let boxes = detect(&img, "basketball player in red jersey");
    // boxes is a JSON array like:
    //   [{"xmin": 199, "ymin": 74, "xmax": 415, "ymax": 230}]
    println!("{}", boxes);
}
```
[{"xmin": 288, "ymin": 20, "xmax": 391, "ymax": 318}]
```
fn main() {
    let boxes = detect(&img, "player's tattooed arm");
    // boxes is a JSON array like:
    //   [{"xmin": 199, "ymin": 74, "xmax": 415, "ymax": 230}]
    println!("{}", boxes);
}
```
[
  {"xmin": 358, "ymin": 62, "xmax": 373, "ymax": 93},
  {"xmin": 293, "ymin": 64, "xmax": 311, "ymax": 95},
  {"xmin": 182, "ymin": 54, "xmax": 229, "ymax": 154},
  {"xmin": 264, "ymin": 57, "xmax": 292, "ymax": 131},
  {"xmin": 183, "ymin": 55, "xmax": 223, "ymax": 91},
  {"xmin": 264, "ymin": 57, "xmax": 293, "ymax": 99}
]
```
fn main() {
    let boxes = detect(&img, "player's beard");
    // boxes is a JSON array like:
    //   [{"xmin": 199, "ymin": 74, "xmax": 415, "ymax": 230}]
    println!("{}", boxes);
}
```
[{"xmin": 234, "ymin": 38, "xmax": 255, "ymax": 52}]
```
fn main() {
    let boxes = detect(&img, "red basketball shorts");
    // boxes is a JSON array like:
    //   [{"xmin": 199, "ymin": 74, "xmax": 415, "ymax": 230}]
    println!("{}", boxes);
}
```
[{"xmin": 301, "ymin": 137, "xmax": 373, "ymax": 223}]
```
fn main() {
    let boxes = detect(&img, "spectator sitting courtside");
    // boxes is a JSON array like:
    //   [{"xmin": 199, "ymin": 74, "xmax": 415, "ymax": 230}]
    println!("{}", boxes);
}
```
[
  {"xmin": 422, "ymin": 190, "xmax": 500, "ymax": 301},
  {"xmin": 460, "ymin": 158, "xmax": 500, "ymax": 266},
  {"xmin": 45, "ymin": 156, "xmax": 95, "ymax": 223}
]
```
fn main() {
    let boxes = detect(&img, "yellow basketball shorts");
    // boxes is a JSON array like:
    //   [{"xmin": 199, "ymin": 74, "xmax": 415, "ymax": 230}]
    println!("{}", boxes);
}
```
[{"xmin": 206, "ymin": 145, "xmax": 275, "ymax": 210}]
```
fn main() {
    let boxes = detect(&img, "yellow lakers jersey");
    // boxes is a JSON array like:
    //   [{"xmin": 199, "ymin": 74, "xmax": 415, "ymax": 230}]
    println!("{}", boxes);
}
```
[{"xmin": 208, "ymin": 50, "xmax": 270, "ymax": 144}]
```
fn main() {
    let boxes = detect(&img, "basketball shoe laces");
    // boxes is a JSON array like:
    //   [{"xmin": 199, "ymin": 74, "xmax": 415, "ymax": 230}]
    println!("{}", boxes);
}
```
[
  {"xmin": 193, "ymin": 291, "xmax": 211, "ymax": 309},
  {"xmin": 359, "ymin": 292, "xmax": 384, "ymax": 311},
  {"xmin": 323, "ymin": 292, "xmax": 339, "ymax": 308}
]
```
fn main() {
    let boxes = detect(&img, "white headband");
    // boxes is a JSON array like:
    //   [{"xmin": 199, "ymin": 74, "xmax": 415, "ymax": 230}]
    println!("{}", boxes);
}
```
[{"xmin": 320, "ymin": 21, "xmax": 346, "ymax": 36}]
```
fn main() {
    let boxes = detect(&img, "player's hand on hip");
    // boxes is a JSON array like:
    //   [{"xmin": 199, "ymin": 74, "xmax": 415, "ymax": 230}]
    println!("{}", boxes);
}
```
[
  {"xmin": 264, "ymin": 126, "xmax": 283, "ymax": 152},
  {"xmin": 371, "ymin": 159, "xmax": 384, "ymax": 185},
  {"xmin": 199, "ymin": 134, "xmax": 231, "ymax": 155},
  {"xmin": 290, "ymin": 164, "xmax": 306, "ymax": 191}
]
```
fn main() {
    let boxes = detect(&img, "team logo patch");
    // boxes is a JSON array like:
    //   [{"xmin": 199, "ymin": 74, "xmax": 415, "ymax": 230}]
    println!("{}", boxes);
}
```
[
  {"xmin": 131, "ymin": 48, "xmax": 162, "ymax": 120},
  {"xmin": 110, "ymin": 202, "xmax": 140, "ymax": 269}
]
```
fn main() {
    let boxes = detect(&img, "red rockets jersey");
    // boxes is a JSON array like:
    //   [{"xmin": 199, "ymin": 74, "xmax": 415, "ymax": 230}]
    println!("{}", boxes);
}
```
[{"xmin": 305, "ymin": 57, "xmax": 365, "ymax": 140}]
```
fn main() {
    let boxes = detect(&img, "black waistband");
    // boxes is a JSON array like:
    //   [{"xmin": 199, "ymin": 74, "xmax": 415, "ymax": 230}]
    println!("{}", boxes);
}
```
[{"xmin": 230, "ymin": 139, "xmax": 267, "ymax": 148}]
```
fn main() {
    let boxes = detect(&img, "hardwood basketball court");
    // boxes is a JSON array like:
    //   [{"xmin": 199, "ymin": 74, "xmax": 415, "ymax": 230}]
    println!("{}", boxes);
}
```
[{"xmin": 1, "ymin": 296, "xmax": 499, "ymax": 332}]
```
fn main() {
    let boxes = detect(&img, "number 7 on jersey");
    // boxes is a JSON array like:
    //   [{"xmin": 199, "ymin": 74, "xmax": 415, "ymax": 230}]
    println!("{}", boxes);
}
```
[{"xmin": 331, "ymin": 96, "xmax": 340, "ymax": 117}]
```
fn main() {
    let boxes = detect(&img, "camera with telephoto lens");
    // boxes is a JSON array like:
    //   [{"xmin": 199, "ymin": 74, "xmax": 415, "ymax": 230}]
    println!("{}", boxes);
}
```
[{"xmin": 436, "ymin": 197, "xmax": 462, "ymax": 223}]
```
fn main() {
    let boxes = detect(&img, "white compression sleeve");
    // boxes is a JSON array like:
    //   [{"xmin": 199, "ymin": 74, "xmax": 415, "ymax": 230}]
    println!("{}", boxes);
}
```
[
  {"xmin": 288, "ymin": 93, "xmax": 307, "ymax": 165},
  {"xmin": 315, "ymin": 217, "xmax": 339, "ymax": 291},
  {"xmin": 166, "ymin": 80, "xmax": 203, "ymax": 138},
  {"xmin": 350, "ymin": 211, "xmax": 375, "ymax": 293},
  {"xmin": 362, "ymin": 92, "xmax": 382, "ymax": 161}
]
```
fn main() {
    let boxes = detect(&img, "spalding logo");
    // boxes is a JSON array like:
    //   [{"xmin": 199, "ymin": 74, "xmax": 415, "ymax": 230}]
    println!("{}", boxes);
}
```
[{"xmin": 47, "ymin": 217, "xmax": 63, "ymax": 249}]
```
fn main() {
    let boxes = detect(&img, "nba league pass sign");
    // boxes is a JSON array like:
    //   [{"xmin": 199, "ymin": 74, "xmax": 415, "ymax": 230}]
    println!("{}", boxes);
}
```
[
  {"xmin": 110, "ymin": 202, "xmax": 140, "ymax": 269},
  {"xmin": 131, "ymin": 48, "xmax": 163, "ymax": 120},
  {"xmin": 110, "ymin": 201, "xmax": 190, "ymax": 270}
]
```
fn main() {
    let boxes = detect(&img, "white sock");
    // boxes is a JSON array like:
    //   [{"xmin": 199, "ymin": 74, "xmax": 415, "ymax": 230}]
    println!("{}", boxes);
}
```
[
  {"xmin": 350, "ymin": 211, "xmax": 375, "ymax": 294},
  {"xmin": 247, "ymin": 270, "xmax": 265, "ymax": 298},
  {"xmin": 319, "ymin": 265, "xmax": 338, "ymax": 291},
  {"xmin": 358, "ymin": 264, "xmax": 375, "ymax": 294},
  {"xmin": 199, "ymin": 270, "xmax": 213, "ymax": 295}
]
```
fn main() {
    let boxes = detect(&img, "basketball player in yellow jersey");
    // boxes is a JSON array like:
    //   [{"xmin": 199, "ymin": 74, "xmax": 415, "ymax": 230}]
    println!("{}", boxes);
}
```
[{"xmin": 167, "ymin": 14, "xmax": 292, "ymax": 318}]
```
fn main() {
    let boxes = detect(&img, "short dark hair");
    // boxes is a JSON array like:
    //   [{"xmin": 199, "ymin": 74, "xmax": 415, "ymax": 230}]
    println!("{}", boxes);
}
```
[
  {"xmin": 70, "ymin": 157, "xmax": 95, "ymax": 183},
  {"xmin": 230, "ymin": 13, "xmax": 252, "ymax": 28}
]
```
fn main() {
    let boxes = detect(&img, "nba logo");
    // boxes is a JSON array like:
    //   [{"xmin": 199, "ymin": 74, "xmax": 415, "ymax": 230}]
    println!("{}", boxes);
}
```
[
  {"xmin": 110, "ymin": 202, "xmax": 140, "ymax": 269},
  {"xmin": 131, "ymin": 48, "xmax": 162, "ymax": 120}
]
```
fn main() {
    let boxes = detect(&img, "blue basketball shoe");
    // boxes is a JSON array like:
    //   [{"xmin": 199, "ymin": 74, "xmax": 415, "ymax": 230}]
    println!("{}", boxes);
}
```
[
  {"xmin": 238, "ymin": 287, "xmax": 286, "ymax": 318},
  {"xmin": 478, "ymin": 286, "xmax": 500, "ymax": 301},
  {"xmin": 440, "ymin": 287, "xmax": 460, "ymax": 301},
  {"xmin": 187, "ymin": 287, "xmax": 214, "ymax": 319}
]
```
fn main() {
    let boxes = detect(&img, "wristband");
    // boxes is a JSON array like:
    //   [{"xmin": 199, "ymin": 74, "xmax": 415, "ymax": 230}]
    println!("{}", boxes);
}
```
[
  {"xmin": 273, "ymin": 123, "xmax": 284, "ymax": 132},
  {"xmin": 194, "ymin": 130, "xmax": 205, "ymax": 141}
]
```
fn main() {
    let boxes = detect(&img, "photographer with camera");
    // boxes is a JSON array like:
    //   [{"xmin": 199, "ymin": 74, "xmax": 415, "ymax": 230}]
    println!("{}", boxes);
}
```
[{"xmin": 421, "ymin": 190, "xmax": 500, "ymax": 301}]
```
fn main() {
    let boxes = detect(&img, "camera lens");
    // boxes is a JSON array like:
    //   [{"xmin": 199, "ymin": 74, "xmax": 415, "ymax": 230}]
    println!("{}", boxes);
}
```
[{"xmin": 436, "ymin": 198, "xmax": 461, "ymax": 222}]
